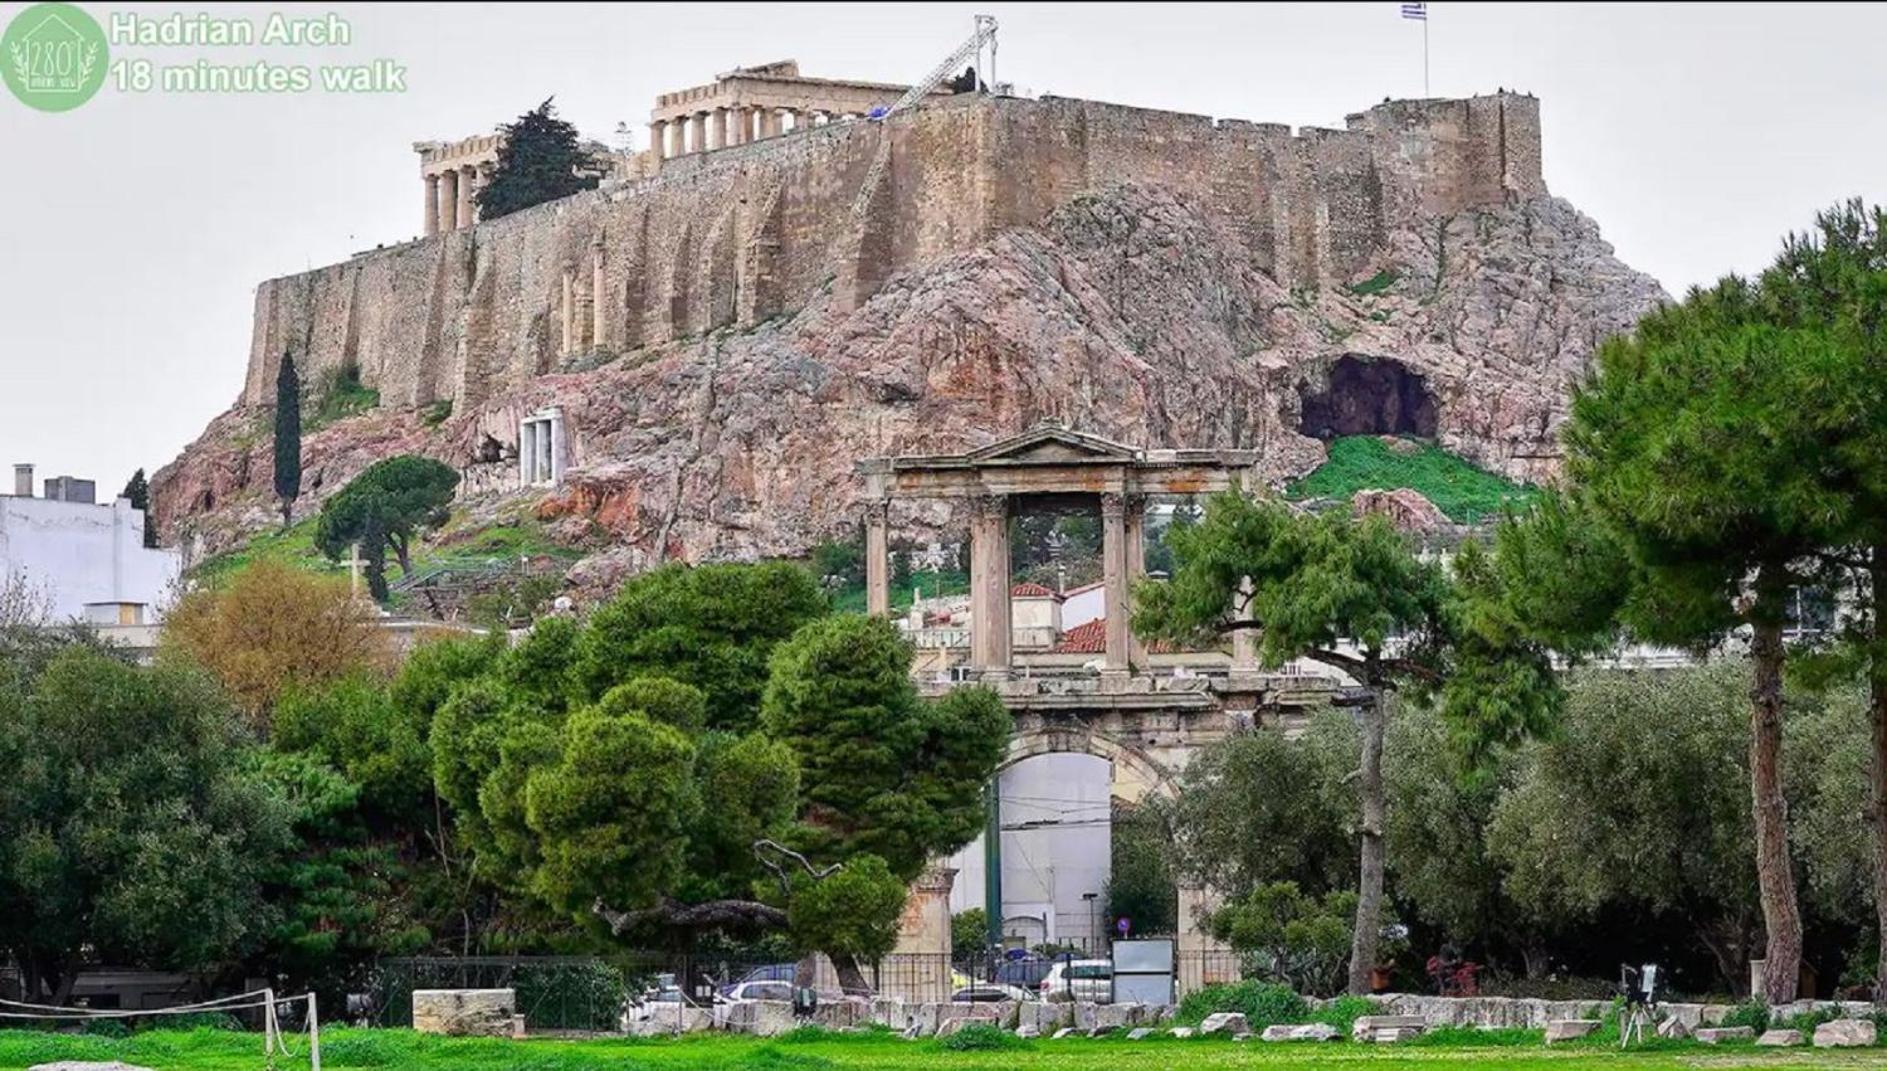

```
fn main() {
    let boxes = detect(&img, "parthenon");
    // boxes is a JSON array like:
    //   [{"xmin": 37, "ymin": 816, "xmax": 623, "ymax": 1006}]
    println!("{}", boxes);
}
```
[
  {"xmin": 413, "ymin": 133, "xmax": 501, "ymax": 236},
  {"xmin": 646, "ymin": 59, "xmax": 940, "ymax": 159}
]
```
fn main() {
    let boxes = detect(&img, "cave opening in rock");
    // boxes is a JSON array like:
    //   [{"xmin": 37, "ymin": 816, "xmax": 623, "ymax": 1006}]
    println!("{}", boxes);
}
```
[{"xmin": 1297, "ymin": 355, "xmax": 1439, "ymax": 440}]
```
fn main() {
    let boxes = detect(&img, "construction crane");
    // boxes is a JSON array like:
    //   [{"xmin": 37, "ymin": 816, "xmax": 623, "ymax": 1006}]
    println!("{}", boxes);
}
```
[{"xmin": 876, "ymin": 14, "xmax": 999, "ymax": 121}]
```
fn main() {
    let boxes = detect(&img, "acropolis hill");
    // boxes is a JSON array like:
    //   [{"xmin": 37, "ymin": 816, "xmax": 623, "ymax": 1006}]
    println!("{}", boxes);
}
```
[{"xmin": 154, "ymin": 65, "xmax": 1663, "ymax": 583}]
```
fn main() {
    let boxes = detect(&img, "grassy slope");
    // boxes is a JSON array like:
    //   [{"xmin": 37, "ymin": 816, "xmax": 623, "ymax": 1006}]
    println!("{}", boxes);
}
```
[
  {"xmin": 3, "ymin": 1027, "xmax": 1885, "ymax": 1071},
  {"xmin": 1287, "ymin": 436, "xmax": 1539, "ymax": 524},
  {"xmin": 189, "ymin": 514, "xmax": 579, "ymax": 590}
]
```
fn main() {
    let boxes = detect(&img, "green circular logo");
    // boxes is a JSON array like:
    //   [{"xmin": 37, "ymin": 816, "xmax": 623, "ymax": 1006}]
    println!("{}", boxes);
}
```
[{"xmin": 2, "ymin": 2, "xmax": 108, "ymax": 112}]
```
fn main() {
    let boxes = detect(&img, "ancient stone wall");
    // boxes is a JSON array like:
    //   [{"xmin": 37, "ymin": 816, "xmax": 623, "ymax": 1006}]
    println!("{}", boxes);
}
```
[{"xmin": 240, "ymin": 91, "xmax": 1544, "ymax": 413}]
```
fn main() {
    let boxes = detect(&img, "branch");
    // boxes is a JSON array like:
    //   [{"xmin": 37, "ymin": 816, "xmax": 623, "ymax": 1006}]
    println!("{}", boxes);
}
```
[
  {"xmin": 753, "ymin": 838, "xmax": 842, "ymax": 899},
  {"xmin": 592, "ymin": 896, "xmax": 789, "ymax": 936}
]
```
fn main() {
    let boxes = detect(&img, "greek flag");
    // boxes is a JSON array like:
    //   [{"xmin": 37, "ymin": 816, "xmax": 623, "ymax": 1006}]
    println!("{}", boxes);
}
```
[{"xmin": 1401, "ymin": 2, "xmax": 1427, "ymax": 19}]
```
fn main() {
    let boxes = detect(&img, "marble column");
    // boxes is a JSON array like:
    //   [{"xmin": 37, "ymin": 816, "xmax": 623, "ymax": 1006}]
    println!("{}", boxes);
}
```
[
  {"xmin": 1124, "ymin": 495, "xmax": 1147, "ymax": 669},
  {"xmin": 865, "ymin": 500, "xmax": 891, "ymax": 617},
  {"xmin": 1232, "ymin": 576, "xmax": 1258, "ymax": 672},
  {"xmin": 436, "ymin": 169, "xmax": 458, "ymax": 232},
  {"xmin": 969, "ymin": 493, "xmax": 1012, "ymax": 679},
  {"xmin": 690, "ymin": 111, "xmax": 708, "ymax": 154},
  {"xmin": 590, "ymin": 240, "xmax": 607, "ymax": 351},
  {"xmin": 560, "ymin": 272, "xmax": 575, "ymax": 357},
  {"xmin": 423, "ymin": 173, "xmax": 439, "ymax": 236},
  {"xmin": 760, "ymin": 107, "xmax": 781, "ymax": 138},
  {"xmin": 649, "ymin": 119, "xmax": 669, "ymax": 160},
  {"xmin": 454, "ymin": 167, "xmax": 473, "ymax": 229},
  {"xmin": 1100, "ymin": 493, "xmax": 1132, "ymax": 677}
]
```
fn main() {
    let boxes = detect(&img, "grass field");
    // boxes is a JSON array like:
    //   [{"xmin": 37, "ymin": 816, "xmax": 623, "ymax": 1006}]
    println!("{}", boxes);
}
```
[
  {"xmin": 5, "ymin": 1026, "xmax": 1887, "ymax": 1071},
  {"xmin": 1286, "ymin": 435, "xmax": 1539, "ymax": 524}
]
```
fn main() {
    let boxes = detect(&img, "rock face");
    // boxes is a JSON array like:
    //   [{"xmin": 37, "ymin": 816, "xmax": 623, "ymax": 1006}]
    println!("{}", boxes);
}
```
[
  {"xmin": 153, "ymin": 92, "xmax": 1661, "ymax": 585},
  {"xmin": 1351, "ymin": 487, "xmax": 1451, "ymax": 533}
]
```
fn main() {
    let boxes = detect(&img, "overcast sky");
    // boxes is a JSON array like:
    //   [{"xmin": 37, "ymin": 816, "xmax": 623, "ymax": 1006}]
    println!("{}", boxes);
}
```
[{"xmin": 4, "ymin": 1, "xmax": 1885, "ymax": 493}]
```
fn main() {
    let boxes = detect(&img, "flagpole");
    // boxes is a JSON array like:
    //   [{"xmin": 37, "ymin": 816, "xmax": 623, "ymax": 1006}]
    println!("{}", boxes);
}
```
[{"xmin": 1423, "ymin": 13, "xmax": 1430, "ymax": 97}]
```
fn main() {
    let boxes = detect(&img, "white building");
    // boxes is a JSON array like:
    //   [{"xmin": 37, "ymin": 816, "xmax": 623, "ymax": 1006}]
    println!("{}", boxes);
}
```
[{"xmin": 2, "ymin": 464, "xmax": 180, "ymax": 627}]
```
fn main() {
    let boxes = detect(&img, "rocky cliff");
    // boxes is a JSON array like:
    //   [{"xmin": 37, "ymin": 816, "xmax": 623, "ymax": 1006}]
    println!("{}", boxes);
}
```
[{"xmin": 153, "ymin": 94, "xmax": 1663, "ymax": 589}]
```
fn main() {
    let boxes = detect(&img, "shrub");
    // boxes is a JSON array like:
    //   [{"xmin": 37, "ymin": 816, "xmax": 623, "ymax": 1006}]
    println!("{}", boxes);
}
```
[
  {"xmin": 937, "ymin": 1023, "xmax": 1029, "ymax": 1051},
  {"xmin": 1785, "ymin": 1004, "xmax": 1840, "ymax": 1034},
  {"xmin": 1314, "ymin": 994, "xmax": 1376, "ymax": 1036},
  {"xmin": 1174, "ymin": 980, "xmax": 1308, "ymax": 1028},
  {"xmin": 1720, "ymin": 1000, "xmax": 1770, "ymax": 1033},
  {"xmin": 514, "ymin": 960, "xmax": 628, "ymax": 1031}
]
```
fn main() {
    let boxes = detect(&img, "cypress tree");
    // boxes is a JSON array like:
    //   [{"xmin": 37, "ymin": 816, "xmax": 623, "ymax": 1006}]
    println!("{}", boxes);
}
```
[
  {"xmin": 274, "ymin": 352, "xmax": 302, "ymax": 529},
  {"xmin": 475, "ymin": 98, "xmax": 602, "ymax": 222},
  {"xmin": 119, "ymin": 469, "xmax": 155, "ymax": 549}
]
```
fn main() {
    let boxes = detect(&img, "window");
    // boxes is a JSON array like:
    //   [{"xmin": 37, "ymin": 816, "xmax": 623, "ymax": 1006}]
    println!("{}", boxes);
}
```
[{"xmin": 518, "ymin": 409, "xmax": 563, "ymax": 487}]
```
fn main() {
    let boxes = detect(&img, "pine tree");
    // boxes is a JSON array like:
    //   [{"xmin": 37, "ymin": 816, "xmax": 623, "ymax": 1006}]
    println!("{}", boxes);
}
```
[
  {"xmin": 273, "ymin": 353, "xmax": 302, "ymax": 530},
  {"xmin": 475, "ymin": 99, "xmax": 602, "ymax": 222},
  {"xmin": 119, "ymin": 469, "xmax": 155, "ymax": 549}
]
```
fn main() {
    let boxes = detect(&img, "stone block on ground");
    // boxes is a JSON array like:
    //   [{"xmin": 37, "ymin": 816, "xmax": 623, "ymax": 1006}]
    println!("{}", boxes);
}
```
[
  {"xmin": 1290, "ymin": 1022, "xmax": 1342, "ymax": 1041},
  {"xmin": 1014, "ymin": 1024, "xmax": 1040, "ymax": 1039},
  {"xmin": 1695, "ymin": 1026, "xmax": 1755, "ymax": 1044},
  {"xmin": 1051, "ymin": 1027, "xmax": 1078, "ymax": 1039},
  {"xmin": 1353, "ymin": 1014, "xmax": 1426, "ymax": 1043},
  {"xmin": 1169, "ymin": 1027, "xmax": 1195, "ymax": 1038},
  {"xmin": 1126, "ymin": 1027, "xmax": 1153, "ymax": 1040},
  {"xmin": 1199, "ymin": 1011, "xmax": 1252, "ymax": 1037},
  {"xmin": 935, "ymin": 1018, "xmax": 968, "ymax": 1038},
  {"xmin": 1260, "ymin": 1025, "xmax": 1297, "ymax": 1042},
  {"xmin": 1544, "ymin": 1019, "xmax": 1601, "ymax": 1044},
  {"xmin": 1655, "ymin": 1016, "xmax": 1691, "ymax": 1040},
  {"xmin": 1814, "ymin": 1019, "xmax": 1878, "ymax": 1048},
  {"xmin": 722, "ymin": 999, "xmax": 796, "ymax": 1036},
  {"xmin": 1756, "ymin": 1029, "xmax": 1803, "ymax": 1047},
  {"xmin": 411, "ymin": 988, "xmax": 517, "ymax": 1037}
]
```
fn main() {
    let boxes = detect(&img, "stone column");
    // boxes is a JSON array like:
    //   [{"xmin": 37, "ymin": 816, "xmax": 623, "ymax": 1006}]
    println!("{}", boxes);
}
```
[
  {"xmin": 649, "ymin": 119, "xmax": 669, "ymax": 160},
  {"xmin": 969, "ymin": 493, "xmax": 1012, "ymax": 679},
  {"xmin": 454, "ymin": 167, "xmax": 473, "ymax": 229},
  {"xmin": 1100, "ymin": 492, "xmax": 1131, "ymax": 678},
  {"xmin": 760, "ymin": 107, "xmax": 781, "ymax": 139},
  {"xmin": 865, "ymin": 500, "xmax": 891, "ymax": 617},
  {"xmin": 690, "ymin": 111, "xmax": 708, "ymax": 154},
  {"xmin": 590, "ymin": 240, "xmax": 607, "ymax": 351},
  {"xmin": 1231, "ymin": 576, "xmax": 1258, "ymax": 671},
  {"xmin": 423, "ymin": 173, "xmax": 439, "ymax": 236},
  {"xmin": 1176, "ymin": 884, "xmax": 1238, "ymax": 997},
  {"xmin": 1124, "ymin": 495, "xmax": 1147, "ymax": 669},
  {"xmin": 886, "ymin": 866, "xmax": 958, "ymax": 1003},
  {"xmin": 436, "ymin": 169, "xmax": 458, "ymax": 233},
  {"xmin": 560, "ymin": 272, "xmax": 575, "ymax": 357}
]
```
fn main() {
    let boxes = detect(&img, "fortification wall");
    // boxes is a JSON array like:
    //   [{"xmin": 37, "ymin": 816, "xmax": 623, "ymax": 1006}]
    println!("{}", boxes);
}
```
[{"xmin": 241, "ymin": 91, "xmax": 1543, "ymax": 412}]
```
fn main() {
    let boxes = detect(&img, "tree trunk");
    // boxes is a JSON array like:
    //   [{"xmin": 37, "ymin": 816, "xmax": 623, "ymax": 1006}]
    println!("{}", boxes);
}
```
[
  {"xmin": 1347, "ymin": 693, "xmax": 1388, "ymax": 996},
  {"xmin": 1749, "ymin": 592, "xmax": 1803, "ymax": 1004},
  {"xmin": 1870, "ymin": 545, "xmax": 1887, "ymax": 1006},
  {"xmin": 830, "ymin": 952, "xmax": 872, "ymax": 998},
  {"xmin": 280, "ymin": 497, "xmax": 293, "ymax": 530},
  {"xmin": 392, "ymin": 533, "xmax": 413, "ymax": 576}
]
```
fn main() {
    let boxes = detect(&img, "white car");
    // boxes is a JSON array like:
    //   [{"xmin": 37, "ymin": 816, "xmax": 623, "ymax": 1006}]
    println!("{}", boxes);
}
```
[
  {"xmin": 1038, "ymin": 960, "xmax": 1113, "ymax": 1003},
  {"xmin": 719, "ymin": 980, "xmax": 795, "ymax": 1004},
  {"xmin": 952, "ymin": 983, "xmax": 1037, "ymax": 1004}
]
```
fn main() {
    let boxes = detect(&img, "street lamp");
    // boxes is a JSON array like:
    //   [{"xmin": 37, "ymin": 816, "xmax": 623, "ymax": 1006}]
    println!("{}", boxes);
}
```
[{"xmin": 1081, "ymin": 892, "xmax": 1099, "ymax": 953}]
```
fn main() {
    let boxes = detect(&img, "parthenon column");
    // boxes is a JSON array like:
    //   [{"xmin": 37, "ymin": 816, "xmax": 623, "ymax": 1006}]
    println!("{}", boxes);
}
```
[
  {"xmin": 760, "ymin": 107, "xmax": 781, "ymax": 139},
  {"xmin": 455, "ymin": 168, "xmax": 473, "ymax": 229},
  {"xmin": 650, "ymin": 119, "xmax": 669, "ymax": 160},
  {"xmin": 722, "ymin": 106, "xmax": 742, "ymax": 146},
  {"xmin": 436, "ymin": 169, "xmax": 458, "ymax": 233},
  {"xmin": 865, "ymin": 500, "xmax": 890, "ymax": 617},
  {"xmin": 690, "ymin": 112, "xmax": 708, "ymax": 154},
  {"xmin": 423, "ymin": 173, "xmax": 439, "ymax": 236},
  {"xmin": 1101, "ymin": 493, "xmax": 1132, "ymax": 678},
  {"xmin": 968, "ymin": 494, "xmax": 1012, "ymax": 679}
]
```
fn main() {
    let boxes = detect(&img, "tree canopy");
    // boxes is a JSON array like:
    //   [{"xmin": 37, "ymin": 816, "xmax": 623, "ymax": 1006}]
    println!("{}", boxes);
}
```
[
  {"xmin": 314, "ymin": 455, "xmax": 459, "ymax": 600},
  {"xmin": 475, "ymin": 99, "xmax": 603, "ymax": 222}
]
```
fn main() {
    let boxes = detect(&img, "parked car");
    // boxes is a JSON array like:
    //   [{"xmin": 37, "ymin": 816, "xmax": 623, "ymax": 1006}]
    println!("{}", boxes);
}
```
[
  {"xmin": 717, "ymin": 963, "xmax": 796, "ymax": 998},
  {"xmin": 1038, "ymin": 959, "xmax": 1113, "ymax": 1003},
  {"xmin": 991, "ymin": 957, "xmax": 1056, "ymax": 990},
  {"xmin": 952, "ymin": 983, "xmax": 1037, "ymax": 1003},
  {"xmin": 719, "ymin": 980, "xmax": 794, "ymax": 1004}
]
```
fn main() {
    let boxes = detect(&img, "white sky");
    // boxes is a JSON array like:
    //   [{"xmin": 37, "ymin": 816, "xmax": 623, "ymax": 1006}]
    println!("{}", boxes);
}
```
[{"xmin": 4, "ymin": 2, "xmax": 1885, "ymax": 494}]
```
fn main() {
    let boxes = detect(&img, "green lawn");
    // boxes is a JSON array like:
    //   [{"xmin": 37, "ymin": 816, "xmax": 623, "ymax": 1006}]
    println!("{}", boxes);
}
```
[
  {"xmin": 4, "ymin": 1027, "xmax": 1886, "ymax": 1071},
  {"xmin": 1286, "ymin": 435, "xmax": 1538, "ymax": 525}
]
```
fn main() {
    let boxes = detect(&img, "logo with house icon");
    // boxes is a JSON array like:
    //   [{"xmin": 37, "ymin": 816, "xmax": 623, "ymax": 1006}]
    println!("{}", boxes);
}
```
[{"xmin": 3, "ymin": 3, "xmax": 108, "ymax": 112}]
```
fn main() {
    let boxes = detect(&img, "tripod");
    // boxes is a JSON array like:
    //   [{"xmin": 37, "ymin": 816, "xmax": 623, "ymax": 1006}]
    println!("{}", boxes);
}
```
[{"xmin": 1618, "ymin": 964, "xmax": 1659, "ymax": 1048}]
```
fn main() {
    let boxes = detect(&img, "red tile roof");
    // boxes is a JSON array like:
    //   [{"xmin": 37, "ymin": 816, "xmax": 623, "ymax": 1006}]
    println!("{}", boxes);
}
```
[
  {"xmin": 1053, "ymin": 619, "xmax": 1107, "ymax": 653},
  {"xmin": 1010, "ymin": 583, "xmax": 1060, "ymax": 599}
]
